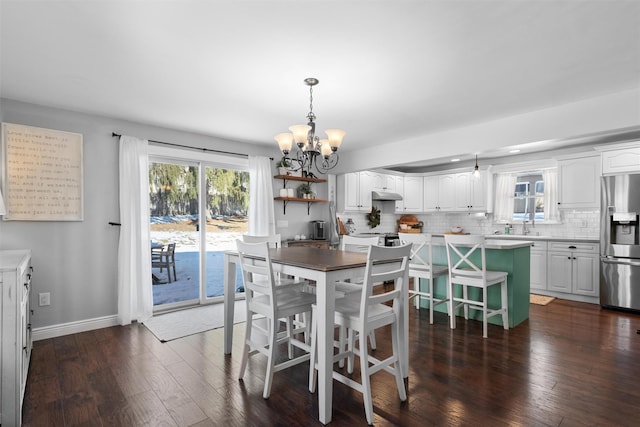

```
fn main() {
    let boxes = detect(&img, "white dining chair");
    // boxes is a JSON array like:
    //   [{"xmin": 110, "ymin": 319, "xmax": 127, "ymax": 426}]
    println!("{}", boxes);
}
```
[
  {"xmin": 236, "ymin": 239, "xmax": 315, "ymax": 399},
  {"xmin": 398, "ymin": 232, "xmax": 449, "ymax": 324},
  {"xmin": 335, "ymin": 235, "xmax": 381, "ymax": 353},
  {"xmin": 308, "ymin": 244, "xmax": 411, "ymax": 425},
  {"xmin": 444, "ymin": 234, "xmax": 509, "ymax": 338}
]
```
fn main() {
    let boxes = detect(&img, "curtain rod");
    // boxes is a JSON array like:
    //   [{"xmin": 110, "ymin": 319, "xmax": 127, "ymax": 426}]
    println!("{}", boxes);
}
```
[{"xmin": 112, "ymin": 132, "xmax": 273, "ymax": 160}]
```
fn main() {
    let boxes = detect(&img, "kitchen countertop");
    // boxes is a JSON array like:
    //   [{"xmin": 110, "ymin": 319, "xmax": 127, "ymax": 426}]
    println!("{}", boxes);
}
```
[
  {"xmin": 484, "ymin": 234, "xmax": 599, "ymax": 243},
  {"xmin": 429, "ymin": 233, "xmax": 599, "ymax": 244},
  {"xmin": 430, "ymin": 236, "xmax": 532, "ymax": 249}
]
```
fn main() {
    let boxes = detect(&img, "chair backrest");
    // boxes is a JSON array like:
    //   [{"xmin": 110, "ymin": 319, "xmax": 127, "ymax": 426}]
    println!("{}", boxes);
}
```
[
  {"xmin": 359, "ymin": 244, "xmax": 411, "ymax": 316},
  {"xmin": 242, "ymin": 234, "xmax": 282, "ymax": 248},
  {"xmin": 165, "ymin": 243, "xmax": 176, "ymax": 257},
  {"xmin": 235, "ymin": 239, "xmax": 277, "ymax": 315},
  {"xmin": 444, "ymin": 234, "xmax": 487, "ymax": 279},
  {"xmin": 340, "ymin": 235, "xmax": 380, "ymax": 253},
  {"xmin": 398, "ymin": 232, "xmax": 434, "ymax": 271}
]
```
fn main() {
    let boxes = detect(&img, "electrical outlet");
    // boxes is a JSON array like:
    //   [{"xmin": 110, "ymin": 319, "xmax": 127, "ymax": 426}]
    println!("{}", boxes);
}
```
[{"xmin": 39, "ymin": 292, "xmax": 50, "ymax": 306}]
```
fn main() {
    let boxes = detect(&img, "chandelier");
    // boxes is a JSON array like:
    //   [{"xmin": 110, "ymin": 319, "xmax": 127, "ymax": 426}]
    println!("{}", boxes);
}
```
[{"xmin": 274, "ymin": 78, "xmax": 345, "ymax": 178}]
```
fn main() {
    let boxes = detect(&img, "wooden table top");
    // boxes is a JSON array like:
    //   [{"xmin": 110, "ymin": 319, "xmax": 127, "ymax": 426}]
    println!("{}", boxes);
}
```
[{"xmin": 270, "ymin": 247, "xmax": 367, "ymax": 272}]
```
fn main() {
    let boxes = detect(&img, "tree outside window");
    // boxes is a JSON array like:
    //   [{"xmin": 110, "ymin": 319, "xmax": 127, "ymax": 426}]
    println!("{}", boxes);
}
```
[{"xmin": 514, "ymin": 173, "xmax": 544, "ymax": 222}]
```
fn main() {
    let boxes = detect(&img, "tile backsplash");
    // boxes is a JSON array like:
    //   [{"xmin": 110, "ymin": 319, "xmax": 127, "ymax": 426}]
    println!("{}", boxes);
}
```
[{"xmin": 338, "ymin": 209, "xmax": 600, "ymax": 239}]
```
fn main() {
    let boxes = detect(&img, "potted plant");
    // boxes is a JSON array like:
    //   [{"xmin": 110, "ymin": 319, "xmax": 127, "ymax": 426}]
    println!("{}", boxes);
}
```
[
  {"xmin": 276, "ymin": 157, "xmax": 292, "ymax": 176},
  {"xmin": 297, "ymin": 183, "xmax": 312, "ymax": 198}
]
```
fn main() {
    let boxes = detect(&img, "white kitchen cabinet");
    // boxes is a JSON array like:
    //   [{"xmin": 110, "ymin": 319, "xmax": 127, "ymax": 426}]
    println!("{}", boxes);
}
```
[
  {"xmin": 1, "ymin": 250, "xmax": 32, "ymax": 427},
  {"xmin": 557, "ymin": 154, "xmax": 601, "ymax": 209},
  {"xmin": 339, "ymin": 171, "xmax": 374, "ymax": 211},
  {"xmin": 454, "ymin": 171, "xmax": 486, "ymax": 212},
  {"xmin": 401, "ymin": 175, "xmax": 423, "ymax": 213},
  {"xmin": 394, "ymin": 175, "xmax": 405, "ymax": 213},
  {"xmin": 530, "ymin": 241, "xmax": 548, "ymax": 292},
  {"xmin": 599, "ymin": 142, "xmax": 640, "ymax": 175},
  {"xmin": 423, "ymin": 174, "xmax": 455, "ymax": 212},
  {"xmin": 547, "ymin": 241, "xmax": 599, "ymax": 297}
]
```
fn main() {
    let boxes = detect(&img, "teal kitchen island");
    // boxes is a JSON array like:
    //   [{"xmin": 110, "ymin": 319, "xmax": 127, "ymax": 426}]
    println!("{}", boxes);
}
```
[{"xmin": 417, "ymin": 237, "xmax": 532, "ymax": 328}]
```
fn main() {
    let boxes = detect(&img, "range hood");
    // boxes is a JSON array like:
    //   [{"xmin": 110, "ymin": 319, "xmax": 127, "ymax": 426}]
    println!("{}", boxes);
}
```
[{"xmin": 371, "ymin": 191, "xmax": 403, "ymax": 201}]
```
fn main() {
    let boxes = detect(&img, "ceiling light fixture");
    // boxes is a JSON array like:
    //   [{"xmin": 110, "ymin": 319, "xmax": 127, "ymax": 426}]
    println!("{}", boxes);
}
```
[
  {"xmin": 473, "ymin": 155, "xmax": 480, "ymax": 178},
  {"xmin": 274, "ymin": 78, "xmax": 345, "ymax": 178}
]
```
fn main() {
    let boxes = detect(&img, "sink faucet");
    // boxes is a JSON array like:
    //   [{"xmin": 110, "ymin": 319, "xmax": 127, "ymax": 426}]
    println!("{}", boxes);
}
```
[{"xmin": 522, "ymin": 220, "xmax": 530, "ymax": 235}]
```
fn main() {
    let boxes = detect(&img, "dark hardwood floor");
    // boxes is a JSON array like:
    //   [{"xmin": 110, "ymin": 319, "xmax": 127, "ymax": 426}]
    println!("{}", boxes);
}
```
[{"xmin": 23, "ymin": 299, "xmax": 640, "ymax": 426}]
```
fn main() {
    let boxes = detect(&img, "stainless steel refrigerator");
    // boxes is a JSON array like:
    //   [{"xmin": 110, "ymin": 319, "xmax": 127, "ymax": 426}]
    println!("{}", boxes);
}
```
[{"xmin": 600, "ymin": 174, "xmax": 640, "ymax": 311}]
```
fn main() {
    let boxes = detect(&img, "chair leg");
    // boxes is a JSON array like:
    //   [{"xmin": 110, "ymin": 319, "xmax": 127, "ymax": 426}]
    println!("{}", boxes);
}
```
[
  {"xmin": 172, "ymin": 263, "xmax": 177, "ymax": 281},
  {"xmin": 263, "ymin": 317, "xmax": 278, "ymax": 399},
  {"xmin": 501, "ymin": 280, "xmax": 509, "ymax": 330},
  {"xmin": 338, "ymin": 325, "xmax": 346, "ymax": 368},
  {"xmin": 368, "ymin": 331, "xmax": 377, "ymax": 351},
  {"xmin": 391, "ymin": 319, "xmax": 407, "ymax": 402},
  {"xmin": 347, "ymin": 328, "xmax": 356, "ymax": 374},
  {"xmin": 463, "ymin": 285, "xmax": 469, "ymax": 319},
  {"xmin": 285, "ymin": 317, "xmax": 294, "ymax": 359},
  {"xmin": 308, "ymin": 307, "xmax": 318, "ymax": 393},
  {"xmin": 428, "ymin": 277, "xmax": 434, "ymax": 324},
  {"xmin": 414, "ymin": 276, "xmax": 420, "ymax": 309},
  {"xmin": 238, "ymin": 312, "xmax": 253, "ymax": 379},
  {"xmin": 449, "ymin": 281, "xmax": 456, "ymax": 330},
  {"xmin": 359, "ymin": 328, "xmax": 374, "ymax": 425},
  {"xmin": 482, "ymin": 287, "xmax": 488, "ymax": 338}
]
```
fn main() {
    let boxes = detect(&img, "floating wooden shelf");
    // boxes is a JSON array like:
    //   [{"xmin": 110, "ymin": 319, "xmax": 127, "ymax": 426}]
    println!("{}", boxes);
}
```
[
  {"xmin": 274, "ymin": 197, "xmax": 327, "ymax": 214},
  {"xmin": 274, "ymin": 175, "xmax": 327, "ymax": 215},
  {"xmin": 273, "ymin": 175, "xmax": 327, "ymax": 183}
]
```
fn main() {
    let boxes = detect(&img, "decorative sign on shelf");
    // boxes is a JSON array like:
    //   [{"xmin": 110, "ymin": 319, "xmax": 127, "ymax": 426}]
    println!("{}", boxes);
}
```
[{"xmin": 2, "ymin": 123, "xmax": 84, "ymax": 221}]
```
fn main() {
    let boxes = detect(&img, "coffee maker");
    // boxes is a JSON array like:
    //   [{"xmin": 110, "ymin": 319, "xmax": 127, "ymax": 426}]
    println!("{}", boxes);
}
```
[{"xmin": 310, "ymin": 220, "xmax": 327, "ymax": 240}]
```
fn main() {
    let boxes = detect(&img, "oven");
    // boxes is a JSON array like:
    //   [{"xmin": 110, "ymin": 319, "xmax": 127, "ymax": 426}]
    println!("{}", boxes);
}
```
[
  {"xmin": 384, "ymin": 233, "xmax": 400, "ymax": 247},
  {"xmin": 354, "ymin": 232, "xmax": 399, "ymax": 246}
]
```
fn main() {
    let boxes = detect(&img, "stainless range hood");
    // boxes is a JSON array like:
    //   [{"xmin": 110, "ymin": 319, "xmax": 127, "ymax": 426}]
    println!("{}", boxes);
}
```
[{"xmin": 371, "ymin": 191, "xmax": 403, "ymax": 201}]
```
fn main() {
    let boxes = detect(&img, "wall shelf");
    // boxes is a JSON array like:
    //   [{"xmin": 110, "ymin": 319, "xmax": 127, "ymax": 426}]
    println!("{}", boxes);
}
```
[
  {"xmin": 273, "ymin": 175, "xmax": 328, "ymax": 215},
  {"xmin": 274, "ymin": 197, "xmax": 327, "ymax": 214}
]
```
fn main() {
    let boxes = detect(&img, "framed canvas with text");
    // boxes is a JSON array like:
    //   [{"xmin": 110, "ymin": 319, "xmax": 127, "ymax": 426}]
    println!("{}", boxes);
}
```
[{"xmin": 2, "ymin": 122, "xmax": 84, "ymax": 221}]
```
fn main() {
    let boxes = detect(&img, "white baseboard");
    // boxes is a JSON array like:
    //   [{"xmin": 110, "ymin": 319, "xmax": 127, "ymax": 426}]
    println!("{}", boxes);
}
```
[{"xmin": 32, "ymin": 315, "xmax": 120, "ymax": 341}]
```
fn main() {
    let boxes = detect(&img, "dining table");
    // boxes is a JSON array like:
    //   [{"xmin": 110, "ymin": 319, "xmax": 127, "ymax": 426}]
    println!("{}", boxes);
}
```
[{"xmin": 223, "ymin": 246, "xmax": 409, "ymax": 425}]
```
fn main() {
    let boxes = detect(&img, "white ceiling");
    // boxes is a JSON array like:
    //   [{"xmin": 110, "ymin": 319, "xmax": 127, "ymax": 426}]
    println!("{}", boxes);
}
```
[{"xmin": 1, "ymin": 1, "xmax": 639, "ymax": 166}]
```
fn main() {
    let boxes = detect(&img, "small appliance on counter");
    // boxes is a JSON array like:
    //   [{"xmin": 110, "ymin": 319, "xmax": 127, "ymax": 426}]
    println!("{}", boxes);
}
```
[{"xmin": 310, "ymin": 220, "xmax": 327, "ymax": 240}]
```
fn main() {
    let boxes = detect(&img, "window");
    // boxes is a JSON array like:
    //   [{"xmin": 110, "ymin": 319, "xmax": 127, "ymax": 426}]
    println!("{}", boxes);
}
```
[{"xmin": 513, "ymin": 173, "xmax": 544, "ymax": 221}]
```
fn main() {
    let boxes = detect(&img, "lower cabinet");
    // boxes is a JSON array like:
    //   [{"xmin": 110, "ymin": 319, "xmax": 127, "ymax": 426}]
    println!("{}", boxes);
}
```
[
  {"xmin": 1, "ymin": 249, "xmax": 33, "ymax": 427},
  {"xmin": 546, "ymin": 241, "xmax": 599, "ymax": 297},
  {"xmin": 529, "ymin": 241, "xmax": 548, "ymax": 292}
]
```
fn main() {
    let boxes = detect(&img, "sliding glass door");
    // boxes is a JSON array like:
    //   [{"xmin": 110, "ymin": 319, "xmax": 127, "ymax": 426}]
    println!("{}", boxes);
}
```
[{"xmin": 148, "ymin": 153, "xmax": 248, "ymax": 311}]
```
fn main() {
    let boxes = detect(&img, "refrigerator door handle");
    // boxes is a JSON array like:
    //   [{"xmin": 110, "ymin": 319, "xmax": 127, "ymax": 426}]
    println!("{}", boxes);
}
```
[{"xmin": 601, "ymin": 256, "xmax": 640, "ymax": 267}]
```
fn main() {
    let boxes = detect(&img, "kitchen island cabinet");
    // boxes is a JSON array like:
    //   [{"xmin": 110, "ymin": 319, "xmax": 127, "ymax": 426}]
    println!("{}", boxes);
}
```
[{"xmin": 417, "ymin": 238, "xmax": 531, "ymax": 328}]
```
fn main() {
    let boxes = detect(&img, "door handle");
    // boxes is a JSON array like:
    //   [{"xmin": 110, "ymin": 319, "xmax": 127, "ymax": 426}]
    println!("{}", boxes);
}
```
[{"xmin": 601, "ymin": 257, "xmax": 640, "ymax": 267}]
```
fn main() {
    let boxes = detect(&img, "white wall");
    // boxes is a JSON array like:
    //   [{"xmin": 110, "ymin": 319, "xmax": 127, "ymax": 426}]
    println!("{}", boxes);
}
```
[{"xmin": 0, "ymin": 99, "xmax": 272, "ymax": 332}]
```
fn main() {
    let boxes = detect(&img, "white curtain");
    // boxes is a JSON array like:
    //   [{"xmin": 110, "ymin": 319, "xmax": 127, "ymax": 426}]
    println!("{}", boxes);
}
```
[
  {"xmin": 494, "ymin": 173, "xmax": 517, "ymax": 223},
  {"xmin": 543, "ymin": 169, "xmax": 561, "ymax": 222},
  {"xmin": 117, "ymin": 135, "xmax": 153, "ymax": 325},
  {"xmin": 248, "ymin": 156, "xmax": 276, "ymax": 236}
]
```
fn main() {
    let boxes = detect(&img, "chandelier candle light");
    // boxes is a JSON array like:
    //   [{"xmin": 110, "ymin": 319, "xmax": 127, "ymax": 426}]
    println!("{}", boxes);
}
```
[{"xmin": 274, "ymin": 78, "xmax": 345, "ymax": 177}]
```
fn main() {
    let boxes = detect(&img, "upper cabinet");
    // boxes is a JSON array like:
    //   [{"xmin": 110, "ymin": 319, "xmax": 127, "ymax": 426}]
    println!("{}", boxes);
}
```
[
  {"xmin": 338, "ymin": 171, "xmax": 374, "ymax": 212},
  {"xmin": 401, "ymin": 176, "xmax": 423, "ymax": 213},
  {"xmin": 597, "ymin": 141, "xmax": 640, "ymax": 175},
  {"xmin": 454, "ymin": 171, "xmax": 486, "ymax": 212},
  {"xmin": 423, "ymin": 174, "xmax": 456, "ymax": 212},
  {"xmin": 393, "ymin": 175, "xmax": 405, "ymax": 213},
  {"xmin": 557, "ymin": 154, "xmax": 601, "ymax": 209}
]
